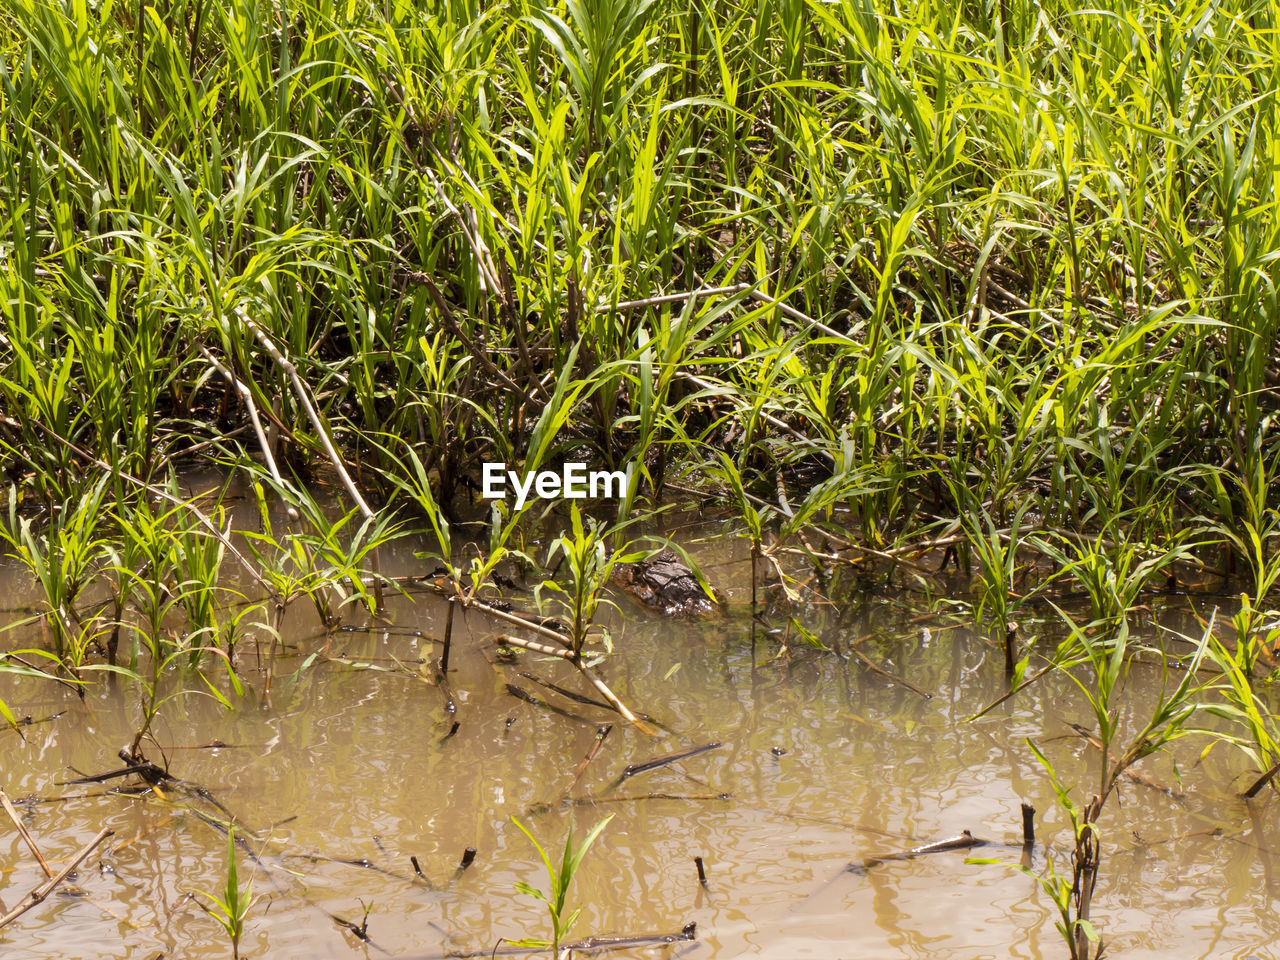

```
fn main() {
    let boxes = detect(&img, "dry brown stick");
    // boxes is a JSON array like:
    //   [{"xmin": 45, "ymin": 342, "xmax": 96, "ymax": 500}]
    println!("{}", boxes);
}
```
[
  {"xmin": 776, "ymin": 544, "xmax": 934, "ymax": 577},
  {"xmin": 966, "ymin": 662, "xmax": 1059, "ymax": 721},
  {"xmin": 408, "ymin": 272, "xmax": 541, "ymax": 408},
  {"xmin": 1020, "ymin": 802, "xmax": 1036, "ymax": 845},
  {"xmin": 1073, "ymin": 797, "xmax": 1102, "ymax": 960},
  {"xmin": 235, "ymin": 308, "xmax": 373, "ymax": 521},
  {"xmin": 506, "ymin": 683, "xmax": 597, "ymax": 725},
  {"xmin": 323, "ymin": 649, "xmax": 431, "ymax": 663},
  {"xmin": 155, "ymin": 422, "xmax": 253, "ymax": 466},
  {"xmin": 496, "ymin": 636, "xmax": 656, "ymax": 735},
  {"xmin": 618, "ymin": 742, "xmax": 723, "ymax": 781},
  {"xmin": 597, "ymin": 283, "xmax": 751, "ymax": 314},
  {"xmin": 1244, "ymin": 759, "xmax": 1280, "ymax": 799},
  {"xmin": 235, "ymin": 308, "xmax": 384, "ymax": 611},
  {"xmin": 4, "ymin": 655, "xmax": 81, "ymax": 695},
  {"xmin": 0, "ymin": 790, "xmax": 115, "ymax": 807},
  {"xmin": 1, "ymin": 789, "xmax": 52, "ymax": 878},
  {"xmin": 571, "ymin": 725, "xmax": 613, "ymax": 790},
  {"xmin": 467, "ymin": 599, "xmax": 574, "ymax": 645},
  {"xmin": 528, "ymin": 792, "xmax": 729, "ymax": 815},
  {"xmin": 570, "ymin": 791, "xmax": 729, "ymax": 807},
  {"xmin": 847, "ymin": 830, "xmax": 987, "ymax": 874},
  {"xmin": 521, "ymin": 673, "xmax": 613, "ymax": 712},
  {"xmin": 744, "ymin": 287, "xmax": 857, "ymax": 344},
  {"xmin": 494, "ymin": 634, "xmax": 575, "ymax": 660},
  {"xmin": 0, "ymin": 827, "xmax": 113, "ymax": 928},
  {"xmin": 849, "ymin": 647, "xmax": 932, "ymax": 699},
  {"xmin": 417, "ymin": 161, "xmax": 504, "ymax": 295},
  {"xmin": 195, "ymin": 343, "xmax": 287, "ymax": 488},
  {"xmin": 404, "ymin": 922, "xmax": 697, "ymax": 959},
  {"xmin": 577, "ymin": 663, "xmax": 657, "ymax": 734},
  {"xmin": 469, "ymin": 600, "xmax": 657, "ymax": 734},
  {"xmin": 0, "ymin": 794, "xmax": 144, "ymax": 935}
]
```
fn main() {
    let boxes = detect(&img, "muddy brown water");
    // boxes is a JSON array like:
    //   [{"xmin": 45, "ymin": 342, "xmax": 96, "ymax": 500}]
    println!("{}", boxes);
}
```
[{"xmin": 0, "ymin": 520, "xmax": 1277, "ymax": 959}]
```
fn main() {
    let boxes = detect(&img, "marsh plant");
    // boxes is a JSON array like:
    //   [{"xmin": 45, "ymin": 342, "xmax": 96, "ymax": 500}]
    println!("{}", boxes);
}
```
[
  {"xmin": 509, "ymin": 814, "xmax": 615, "ymax": 957},
  {"xmin": 975, "ymin": 615, "xmax": 1211, "ymax": 959},
  {"xmin": 958, "ymin": 500, "xmax": 1028, "ymax": 670},
  {"xmin": 4, "ymin": 0, "xmax": 1280, "ymax": 594},
  {"xmin": 118, "ymin": 613, "xmax": 244, "ymax": 761},
  {"xmin": 1201, "ymin": 625, "xmax": 1280, "ymax": 798},
  {"xmin": 194, "ymin": 826, "xmax": 258, "ymax": 960},
  {"xmin": 705, "ymin": 451, "xmax": 770, "ymax": 611},
  {"xmin": 0, "ymin": 479, "xmax": 110, "ymax": 660},
  {"xmin": 3, "ymin": 0, "xmax": 1280, "ymax": 677},
  {"xmin": 389, "ymin": 439, "xmax": 534, "ymax": 670},
  {"xmin": 536, "ymin": 506, "xmax": 643, "ymax": 659}
]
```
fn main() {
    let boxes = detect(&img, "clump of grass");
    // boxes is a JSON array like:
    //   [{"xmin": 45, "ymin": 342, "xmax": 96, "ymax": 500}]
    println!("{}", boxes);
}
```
[
  {"xmin": 972, "ymin": 615, "xmax": 1210, "ymax": 958},
  {"xmin": 509, "ymin": 813, "xmax": 614, "ymax": 958},
  {"xmin": 1, "ymin": 0, "xmax": 1276, "ymax": 570},
  {"xmin": 193, "ymin": 826, "xmax": 258, "ymax": 960}
]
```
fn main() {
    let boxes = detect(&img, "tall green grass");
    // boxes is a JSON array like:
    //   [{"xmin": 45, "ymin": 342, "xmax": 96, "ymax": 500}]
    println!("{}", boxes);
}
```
[
  {"xmin": 4, "ymin": 0, "xmax": 1280, "ymax": 735},
  {"xmin": 1, "ymin": 0, "xmax": 1276, "ymax": 547}
]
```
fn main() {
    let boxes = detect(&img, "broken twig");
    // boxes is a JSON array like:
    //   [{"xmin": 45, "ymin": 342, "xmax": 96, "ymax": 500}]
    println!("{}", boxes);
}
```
[{"xmin": 0, "ymin": 827, "xmax": 114, "ymax": 928}]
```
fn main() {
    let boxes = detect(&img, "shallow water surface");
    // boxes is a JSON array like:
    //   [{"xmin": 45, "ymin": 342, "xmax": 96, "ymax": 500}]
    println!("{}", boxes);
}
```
[{"xmin": 0, "ymin": 531, "xmax": 1276, "ymax": 959}]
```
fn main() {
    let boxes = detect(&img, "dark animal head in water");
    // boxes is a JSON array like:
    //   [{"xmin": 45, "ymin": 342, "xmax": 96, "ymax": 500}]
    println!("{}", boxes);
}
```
[{"xmin": 611, "ymin": 549, "xmax": 722, "ymax": 617}]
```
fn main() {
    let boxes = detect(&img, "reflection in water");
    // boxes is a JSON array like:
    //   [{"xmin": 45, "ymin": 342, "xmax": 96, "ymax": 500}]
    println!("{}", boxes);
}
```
[{"xmin": 0, "ymin": 530, "xmax": 1276, "ymax": 959}]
